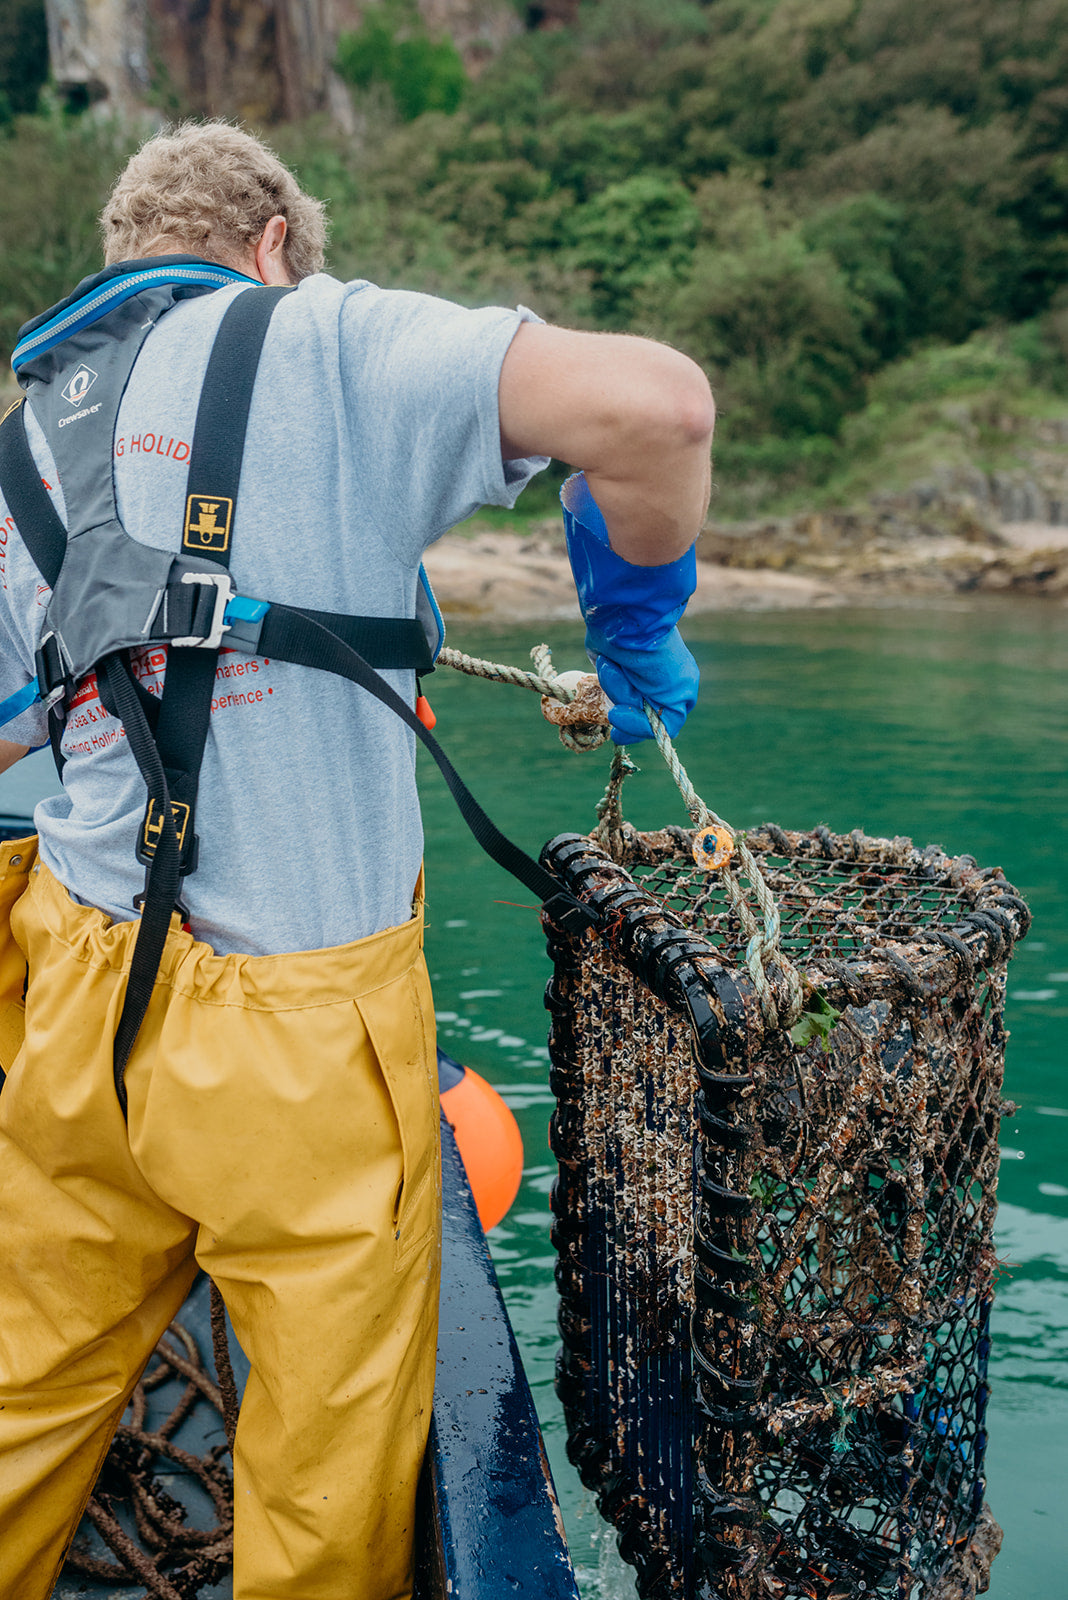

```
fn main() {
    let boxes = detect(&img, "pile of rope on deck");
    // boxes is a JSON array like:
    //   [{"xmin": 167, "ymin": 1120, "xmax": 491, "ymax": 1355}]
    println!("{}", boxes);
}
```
[{"xmin": 64, "ymin": 1289, "xmax": 238, "ymax": 1597}]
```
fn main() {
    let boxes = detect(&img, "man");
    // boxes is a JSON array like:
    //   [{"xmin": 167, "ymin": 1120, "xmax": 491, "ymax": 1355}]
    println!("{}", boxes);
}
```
[{"xmin": 0, "ymin": 121, "xmax": 713, "ymax": 1598}]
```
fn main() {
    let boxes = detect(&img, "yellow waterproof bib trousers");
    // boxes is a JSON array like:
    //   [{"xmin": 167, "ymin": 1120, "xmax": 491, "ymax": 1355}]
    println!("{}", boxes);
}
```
[{"xmin": 0, "ymin": 837, "xmax": 441, "ymax": 1600}]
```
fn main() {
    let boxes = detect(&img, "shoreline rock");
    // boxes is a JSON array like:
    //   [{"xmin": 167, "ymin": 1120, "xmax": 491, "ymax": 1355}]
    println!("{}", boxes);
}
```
[
  {"xmin": 423, "ymin": 508, "xmax": 1068, "ymax": 622},
  {"xmin": 698, "ymin": 502, "xmax": 1068, "ymax": 603}
]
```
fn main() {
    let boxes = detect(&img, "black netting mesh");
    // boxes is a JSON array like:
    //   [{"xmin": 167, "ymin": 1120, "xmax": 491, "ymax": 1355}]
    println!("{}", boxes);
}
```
[{"xmin": 543, "ymin": 824, "xmax": 1029, "ymax": 1600}]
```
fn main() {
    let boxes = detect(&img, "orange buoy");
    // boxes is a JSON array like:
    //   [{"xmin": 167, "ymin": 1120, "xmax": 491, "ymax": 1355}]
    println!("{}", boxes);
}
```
[{"xmin": 437, "ymin": 1049, "xmax": 524, "ymax": 1230}]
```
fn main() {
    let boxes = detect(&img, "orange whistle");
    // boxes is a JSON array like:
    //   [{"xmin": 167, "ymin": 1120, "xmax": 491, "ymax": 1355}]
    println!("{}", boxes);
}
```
[{"xmin": 416, "ymin": 694, "xmax": 437, "ymax": 730}]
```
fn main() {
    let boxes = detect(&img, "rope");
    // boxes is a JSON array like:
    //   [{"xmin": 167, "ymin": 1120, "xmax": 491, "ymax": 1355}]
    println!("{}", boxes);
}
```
[
  {"xmin": 437, "ymin": 643, "xmax": 567, "ymax": 697},
  {"xmin": 438, "ymin": 642, "xmax": 609, "ymax": 752},
  {"xmin": 645, "ymin": 705, "xmax": 805, "ymax": 1029},
  {"xmin": 210, "ymin": 1278, "xmax": 240, "ymax": 1455},
  {"xmin": 64, "ymin": 1316, "xmax": 234, "ymax": 1593},
  {"xmin": 437, "ymin": 642, "xmax": 804, "ymax": 1028},
  {"xmin": 594, "ymin": 747, "xmax": 637, "ymax": 860}
]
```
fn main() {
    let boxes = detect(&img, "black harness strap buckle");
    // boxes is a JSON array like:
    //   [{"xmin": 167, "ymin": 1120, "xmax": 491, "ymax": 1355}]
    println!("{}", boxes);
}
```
[
  {"xmin": 33, "ymin": 630, "xmax": 73, "ymax": 707},
  {"xmin": 171, "ymin": 570, "xmax": 233, "ymax": 649},
  {"xmin": 133, "ymin": 886, "xmax": 191, "ymax": 921},
  {"xmin": 542, "ymin": 890, "xmax": 601, "ymax": 935},
  {"xmin": 135, "ymin": 795, "xmax": 199, "ymax": 876}
]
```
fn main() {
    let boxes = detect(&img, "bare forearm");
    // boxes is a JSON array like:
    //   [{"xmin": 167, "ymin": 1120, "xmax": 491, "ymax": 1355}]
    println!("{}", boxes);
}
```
[
  {"xmin": 0, "ymin": 739, "xmax": 29, "ymax": 775},
  {"xmin": 499, "ymin": 323, "xmax": 715, "ymax": 564}
]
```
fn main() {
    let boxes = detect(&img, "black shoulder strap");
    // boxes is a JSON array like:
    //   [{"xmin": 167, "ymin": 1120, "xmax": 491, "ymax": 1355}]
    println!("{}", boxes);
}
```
[
  {"xmin": 102, "ymin": 649, "xmax": 184, "ymax": 1108},
  {"xmin": 114, "ymin": 286, "xmax": 290, "ymax": 1114},
  {"xmin": 0, "ymin": 401, "xmax": 79, "ymax": 775},
  {"xmin": 142, "ymin": 284, "xmax": 291, "ymax": 877},
  {"xmin": 183, "ymin": 284, "xmax": 290, "ymax": 529},
  {"xmin": 0, "ymin": 400, "xmax": 67, "ymax": 590}
]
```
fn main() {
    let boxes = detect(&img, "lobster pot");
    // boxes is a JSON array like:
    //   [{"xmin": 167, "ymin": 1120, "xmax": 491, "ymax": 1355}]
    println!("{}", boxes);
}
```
[{"xmin": 542, "ymin": 826, "xmax": 1029, "ymax": 1600}]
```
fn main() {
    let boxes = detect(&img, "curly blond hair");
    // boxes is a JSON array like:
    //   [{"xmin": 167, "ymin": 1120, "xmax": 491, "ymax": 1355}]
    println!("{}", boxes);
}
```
[{"xmin": 101, "ymin": 121, "xmax": 327, "ymax": 280}]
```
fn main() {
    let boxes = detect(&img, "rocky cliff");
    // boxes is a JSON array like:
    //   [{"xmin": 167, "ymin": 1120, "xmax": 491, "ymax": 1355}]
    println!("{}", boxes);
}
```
[{"xmin": 43, "ymin": 0, "xmax": 526, "ymax": 123}]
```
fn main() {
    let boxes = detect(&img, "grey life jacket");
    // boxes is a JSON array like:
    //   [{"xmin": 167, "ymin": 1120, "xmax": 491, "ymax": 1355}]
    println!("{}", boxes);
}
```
[{"xmin": 0, "ymin": 258, "xmax": 591, "ymax": 1114}]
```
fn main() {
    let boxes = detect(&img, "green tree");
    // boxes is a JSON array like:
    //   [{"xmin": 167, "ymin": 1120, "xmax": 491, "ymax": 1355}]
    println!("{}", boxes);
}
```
[
  {"xmin": 798, "ymin": 106, "xmax": 1030, "ymax": 339},
  {"xmin": 802, "ymin": 194, "xmax": 909, "ymax": 361},
  {"xmin": 535, "ymin": 106, "xmax": 675, "ymax": 204},
  {"xmin": 336, "ymin": 4, "xmax": 467, "ymax": 122},
  {"xmin": 0, "ymin": 115, "xmax": 138, "ymax": 366},
  {"xmin": 556, "ymin": 0, "xmax": 709, "ymax": 108},
  {"xmin": 564, "ymin": 173, "xmax": 699, "ymax": 324},
  {"xmin": 0, "ymin": 0, "xmax": 48, "ymax": 122},
  {"xmin": 662, "ymin": 229, "xmax": 872, "ymax": 439}
]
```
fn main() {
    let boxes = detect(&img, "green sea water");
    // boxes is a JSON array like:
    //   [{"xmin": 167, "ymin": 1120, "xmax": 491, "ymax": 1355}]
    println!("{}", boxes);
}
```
[
  {"xmin": 414, "ymin": 599, "xmax": 1067, "ymax": 1600},
  {"xmin": 3, "ymin": 596, "xmax": 1064, "ymax": 1597}
]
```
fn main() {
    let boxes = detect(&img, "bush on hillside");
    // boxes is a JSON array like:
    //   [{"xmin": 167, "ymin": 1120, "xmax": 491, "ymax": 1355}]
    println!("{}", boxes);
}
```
[
  {"xmin": 0, "ymin": 113, "xmax": 138, "ymax": 359},
  {"xmin": 661, "ymin": 229, "xmax": 872, "ymax": 438},
  {"xmin": 336, "ymin": 4, "xmax": 467, "ymax": 122},
  {"xmin": 0, "ymin": 0, "xmax": 48, "ymax": 122},
  {"xmin": 563, "ymin": 173, "xmax": 698, "ymax": 324}
]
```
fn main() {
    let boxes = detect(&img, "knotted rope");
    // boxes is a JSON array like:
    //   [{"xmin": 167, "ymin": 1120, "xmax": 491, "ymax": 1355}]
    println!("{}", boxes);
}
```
[
  {"xmin": 438, "ymin": 643, "xmax": 608, "ymax": 752},
  {"xmin": 437, "ymin": 643, "xmax": 804, "ymax": 1028}
]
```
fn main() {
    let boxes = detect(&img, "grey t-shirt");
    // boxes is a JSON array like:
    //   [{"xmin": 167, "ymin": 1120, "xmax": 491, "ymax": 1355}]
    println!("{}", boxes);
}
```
[{"xmin": 0, "ymin": 275, "xmax": 546, "ymax": 954}]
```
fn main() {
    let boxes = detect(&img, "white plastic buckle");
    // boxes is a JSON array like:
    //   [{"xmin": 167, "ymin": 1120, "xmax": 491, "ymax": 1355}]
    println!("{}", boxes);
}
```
[{"xmin": 172, "ymin": 571, "xmax": 233, "ymax": 650}]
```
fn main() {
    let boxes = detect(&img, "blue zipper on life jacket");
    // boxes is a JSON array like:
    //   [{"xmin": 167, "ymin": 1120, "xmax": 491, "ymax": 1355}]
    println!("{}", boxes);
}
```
[{"xmin": 11, "ymin": 264, "xmax": 258, "ymax": 375}]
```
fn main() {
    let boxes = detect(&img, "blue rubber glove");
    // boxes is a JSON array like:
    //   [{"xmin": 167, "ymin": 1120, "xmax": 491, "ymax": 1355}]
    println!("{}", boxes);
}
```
[{"xmin": 561, "ymin": 472, "xmax": 699, "ymax": 745}]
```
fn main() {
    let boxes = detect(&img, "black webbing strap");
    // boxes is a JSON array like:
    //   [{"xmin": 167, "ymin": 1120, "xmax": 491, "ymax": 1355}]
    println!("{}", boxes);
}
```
[
  {"xmin": 249, "ymin": 607, "xmax": 598, "ymax": 937},
  {"xmin": 114, "ymin": 286, "xmax": 290, "ymax": 1111},
  {"xmin": 258, "ymin": 606, "xmax": 434, "ymax": 673},
  {"xmin": 147, "ymin": 284, "xmax": 291, "ymax": 852},
  {"xmin": 0, "ymin": 401, "xmax": 76, "ymax": 775},
  {"xmin": 0, "ymin": 400, "xmax": 67, "ymax": 591},
  {"xmin": 99, "ymin": 652, "xmax": 182, "ymax": 1117}
]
